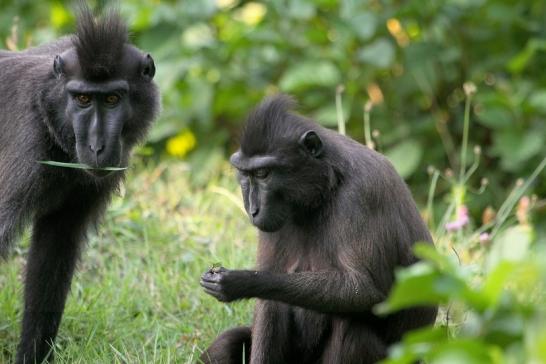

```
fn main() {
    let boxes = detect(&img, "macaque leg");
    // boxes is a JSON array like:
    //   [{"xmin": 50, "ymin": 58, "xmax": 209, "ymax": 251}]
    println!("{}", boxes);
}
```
[
  {"xmin": 200, "ymin": 326, "xmax": 251, "ymax": 364},
  {"xmin": 321, "ymin": 320, "xmax": 387, "ymax": 364}
]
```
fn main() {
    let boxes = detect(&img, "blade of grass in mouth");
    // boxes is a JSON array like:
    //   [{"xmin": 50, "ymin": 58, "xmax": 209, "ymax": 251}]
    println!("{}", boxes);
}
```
[{"xmin": 38, "ymin": 161, "xmax": 127, "ymax": 171}]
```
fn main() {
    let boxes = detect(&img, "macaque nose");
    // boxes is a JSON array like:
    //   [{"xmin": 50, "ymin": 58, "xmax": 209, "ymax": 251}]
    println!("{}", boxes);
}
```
[
  {"xmin": 250, "ymin": 206, "xmax": 259, "ymax": 217},
  {"xmin": 89, "ymin": 143, "xmax": 104, "ymax": 155}
]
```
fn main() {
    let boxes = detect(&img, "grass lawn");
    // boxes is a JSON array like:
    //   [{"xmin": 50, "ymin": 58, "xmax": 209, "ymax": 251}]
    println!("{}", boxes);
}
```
[{"xmin": 0, "ymin": 160, "xmax": 257, "ymax": 363}]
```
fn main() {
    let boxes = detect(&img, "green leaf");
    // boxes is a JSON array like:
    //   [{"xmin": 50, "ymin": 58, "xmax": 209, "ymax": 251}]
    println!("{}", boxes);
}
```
[
  {"xmin": 428, "ymin": 339, "xmax": 497, "ymax": 364},
  {"xmin": 491, "ymin": 130, "xmax": 544, "ymax": 171},
  {"xmin": 484, "ymin": 311, "xmax": 525, "ymax": 347},
  {"xmin": 475, "ymin": 107, "xmax": 513, "ymax": 129},
  {"xmin": 184, "ymin": 0, "xmax": 217, "ymax": 18},
  {"xmin": 181, "ymin": 23, "xmax": 215, "ymax": 49},
  {"xmin": 348, "ymin": 12, "xmax": 377, "ymax": 41},
  {"xmin": 481, "ymin": 261, "xmax": 517, "ymax": 307},
  {"xmin": 148, "ymin": 117, "xmax": 186, "ymax": 143},
  {"xmin": 528, "ymin": 91, "xmax": 546, "ymax": 114},
  {"xmin": 357, "ymin": 38, "xmax": 395, "ymax": 68},
  {"xmin": 374, "ymin": 262, "xmax": 463, "ymax": 314},
  {"xmin": 38, "ymin": 161, "xmax": 127, "ymax": 171},
  {"xmin": 486, "ymin": 226, "xmax": 533, "ymax": 272},
  {"xmin": 507, "ymin": 38, "xmax": 546, "ymax": 74},
  {"xmin": 287, "ymin": 0, "xmax": 316, "ymax": 20},
  {"xmin": 384, "ymin": 140, "xmax": 423, "ymax": 178},
  {"xmin": 279, "ymin": 61, "xmax": 341, "ymax": 91},
  {"xmin": 525, "ymin": 319, "xmax": 546, "ymax": 361},
  {"xmin": 382, "ymin": 327, "xmax": 449, "ymax": 364},
  {"xmin": 403, "ymin": 326, "xmax": 448, "ymax": 345},
  {"xmin": 413, "ymin": 243, "xmax": 457, "ymax": 273},
  {"xmin": 313, "ymin": 102, "xmax": 350, "ymax": 127},
  {"xmin": 473, "ymin": 92, "xmax": 514, "ymax": 129}
]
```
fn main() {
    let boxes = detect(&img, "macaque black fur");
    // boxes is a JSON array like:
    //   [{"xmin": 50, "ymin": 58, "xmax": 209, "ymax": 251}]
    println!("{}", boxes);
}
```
[
  {"xmin": 200, "ymin": 95, "xmax": 437, "ymax": 364},
  {"xmin": 0, "ymin": 5, "xmax": 159, "ymax": 363}
]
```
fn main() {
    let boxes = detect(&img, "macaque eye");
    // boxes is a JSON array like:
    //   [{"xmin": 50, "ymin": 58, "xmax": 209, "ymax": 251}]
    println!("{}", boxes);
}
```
[
  {"xmin": 105, "ymin": 94, "xmax": 120, "ymax": 105},
  {"xmin": 75, "ymin": 94, "xmax": 91, "ymax": 106},
  {"xmin": 238, "ymin": 169, "xmax": 249, "ymax": 178},
  {"xmin": 254, "ymin": 168, "xmax": 270, "ymax": 179}
]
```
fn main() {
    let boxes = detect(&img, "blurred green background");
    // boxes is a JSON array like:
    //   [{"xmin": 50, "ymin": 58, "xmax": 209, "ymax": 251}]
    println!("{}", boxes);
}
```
[{"xmin": 1, "ymin": 0, "xmax": 544, "ymax": 213}]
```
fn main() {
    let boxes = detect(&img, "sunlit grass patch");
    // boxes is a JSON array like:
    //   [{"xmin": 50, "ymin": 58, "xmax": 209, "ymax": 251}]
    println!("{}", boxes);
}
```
[{"xmin": 0, "ymin": 160, "xmax": 255, "ymax": 363}]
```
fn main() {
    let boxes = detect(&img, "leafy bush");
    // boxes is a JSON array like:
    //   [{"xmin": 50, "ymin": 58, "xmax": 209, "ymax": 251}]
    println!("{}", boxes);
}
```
[
  {"xmin": 1, "ymin": 1, "xmax": 544, "ymax": 202},
  {"xmin": 380, "ymin": 242, "xmax": 546, "ymax": 364},
  {"xmin": 377, "ymin": 88, "xmax": 546, "ymax": 363}
]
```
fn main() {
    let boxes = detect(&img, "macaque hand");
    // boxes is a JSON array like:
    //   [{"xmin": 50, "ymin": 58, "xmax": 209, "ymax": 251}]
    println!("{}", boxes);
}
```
[{"xmin": 200, "ymin": 266, "xmax": 246, "ymax": 302}]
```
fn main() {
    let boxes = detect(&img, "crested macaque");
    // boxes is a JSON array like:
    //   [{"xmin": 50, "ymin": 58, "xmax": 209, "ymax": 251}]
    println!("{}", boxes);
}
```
[
  {"xmin": 200, "ymin": 95, "xmax": 437, "ymax": 364},
  {"xmin": 0, "ymin": 6, "xmax": 159, "ymax": 363}
]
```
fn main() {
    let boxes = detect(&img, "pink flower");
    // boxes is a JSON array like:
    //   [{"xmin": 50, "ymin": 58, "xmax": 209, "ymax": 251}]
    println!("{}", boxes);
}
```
[
  {"xmin": 479, "ymin": 232, "xmax": 490, "ymax": 244},
  {"xmin": 445, "ymin": 206, "xmax": 469, "ymax": 232}
]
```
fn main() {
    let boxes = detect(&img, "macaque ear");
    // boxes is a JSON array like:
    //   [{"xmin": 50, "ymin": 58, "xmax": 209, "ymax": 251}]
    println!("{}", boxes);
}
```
[
  {"xmin": 53, "ymin": 55, "xmax": 64, "ymax": 78},
  {"xmin": 230, "ymin": 151, "xmax": 243, "ymax": 168},
  {"xmin": 141, "ymin": 54, "xmax": 155, "ymax": 81},
  {"xmin": 299, "ymin": 130, "xmax": 323, "ymax": 158}
]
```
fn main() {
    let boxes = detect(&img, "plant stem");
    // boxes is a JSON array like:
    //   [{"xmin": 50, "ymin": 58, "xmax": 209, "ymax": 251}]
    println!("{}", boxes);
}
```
[
  {"xmin": 426, "ymin": 169, "xmax": 440, "ymax": 231},
  {"xmin": 491, "ymin": 156, "xmax": 546, "ymax": 238},
  {"xmin": 459, "ymin": 93, "xmax": 472, "ymax": 183},
  {"xmin": 363, "ymin": 102, "xmax": 373, "ymax": 149},
  {"xmin": 336, "ymin": 85, "xmax": 345, "ymax": 135}
]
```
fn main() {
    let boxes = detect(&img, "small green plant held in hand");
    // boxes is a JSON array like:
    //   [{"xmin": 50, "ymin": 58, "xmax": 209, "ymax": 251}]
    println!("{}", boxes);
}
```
[
  {"xmin": 210, "ymin": 262, "xmax": 223, "ymax": 273},
  {"xmin": 39, "ymin": 160, "xmax": 127, "ymax": 171}
]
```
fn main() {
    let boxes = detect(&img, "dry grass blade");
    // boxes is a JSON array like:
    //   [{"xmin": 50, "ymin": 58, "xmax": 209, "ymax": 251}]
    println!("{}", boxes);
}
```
[{"xmin": 39, "ymin": 160, "xmax": 127, "ymax": 171}]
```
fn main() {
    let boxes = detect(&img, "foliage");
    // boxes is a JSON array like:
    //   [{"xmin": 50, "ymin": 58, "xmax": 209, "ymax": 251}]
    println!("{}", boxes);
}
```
[
  {"xmin": 378, "ymin": 233, "xmax": 546, "ymax": 363},
  {"xmin": 380, "ymin": 244, "xmax": 546, "ymax": 363},
  {"xmin": 1, "ymin": 0, "xmax": 544, "ymax": 207},
  {"xmin": 376, "ymin": 87, "xmax": 546, "ymax": 363}
]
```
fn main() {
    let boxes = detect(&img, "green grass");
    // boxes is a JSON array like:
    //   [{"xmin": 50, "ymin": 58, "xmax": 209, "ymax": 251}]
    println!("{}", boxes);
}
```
[
  {"xmin": 38, "ymin": 161, "xmax": 128, "ymax": 171},
  {"xmin": 0, "ymin": 160, "xmax": 256, "ymax": 363}
]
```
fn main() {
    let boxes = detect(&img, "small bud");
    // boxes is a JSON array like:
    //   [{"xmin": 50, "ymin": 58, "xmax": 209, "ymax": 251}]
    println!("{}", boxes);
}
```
[
  {"xmin": 481, "ymin": 206, "xmax": 495, "ymax": 225},
  {"xmin": 445, "ymin": 168, "xmax": 454, "ymax": 178},
  {"xmin": 517, "ymin": 196, "xmax": 531, "ymax": 225},
  {"xmin": 484, "ymin": 73, "xmax": 496, "ymax": 86},
  {"xmin": 463, "ymin": 81, "xmax": 477, "ymax": 96},
  {"xmin": 372, "ymin": 129, "xmax": 380, "ymax": 138},
  {"xmin": 336, "ymin": 84, "xmax": 345, "ymax": 93},
  {"xmin": 481, "ymin": 177, "xmax": 488, "ymax": 186},
  {"xmin": 516, "ymin": 178, "xmax": 524, "ymax": 187},
  {"xmin": 364, "ymin": 100, "xmax": 373, "ymax": 113},
  {"xmin": 427, "ymin": 165, "xmax": 435, "ymax": 175},
  {"xmin": 473, "ymin": 146, "xmax": 481, "ymax": 155},
  {"xmin": 479, "ymin": 232, "xmax": 491, "ymax": 246}
]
